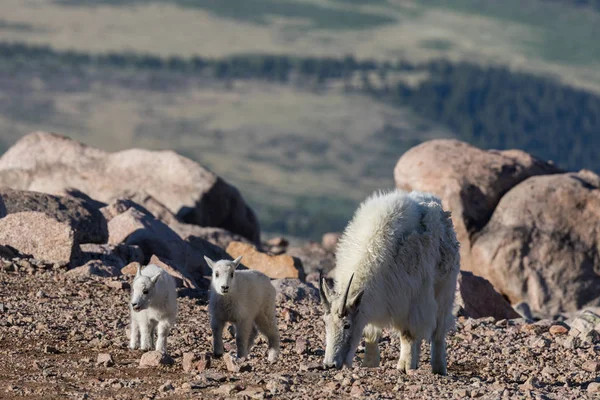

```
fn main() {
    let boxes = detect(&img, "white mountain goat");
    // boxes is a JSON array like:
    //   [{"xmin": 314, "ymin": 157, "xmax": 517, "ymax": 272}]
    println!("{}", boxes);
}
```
[
  {"xmin": 205, "ymin": 256, "xmax": 280, "ymax": 362},
  {"xmin": 320, "ymin": 190, "xmax": 460, "ymax": 374},
  {"xmin": 129, "ymin": 263, "xmax": 177, "ymax": 354}
]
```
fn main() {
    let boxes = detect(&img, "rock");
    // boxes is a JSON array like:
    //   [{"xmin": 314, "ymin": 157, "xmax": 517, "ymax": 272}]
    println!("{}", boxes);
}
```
[
  {"xmin": 512, "ymin": 302, "xmax": 535, "ymax": 321},
  {"xmin": 588, "ymin": 382, "xmax": 600, "ymax": 393},
  {"xmin": 394, "ymin": 139, "xmax": 560, "ymax": 271},
  {"xmin": 105, "ymin": 280, "xmax": 129, "ymax": 290},
  {"xmin": 582, "ymin": 361, "xmax": 600, "ymax": 373},
  {"xmin": 238, "ymin": 386, "xmax": 265, "ymax": 399},
  {"xmin": 226, "ymin": 241, "xmax": 304, "ymax": 280},
  {"xmin": 195, "ymin": 353, "xmax": 211, "ymax": 372},
  {"xmin": 223, "ymin": 353, "xmax": 242, "ymax": 373},
  {"xmin": 471, "ymin": 171, "xmax": 600, "ymax": 317},
  {"xmin": 266, "ymin": 237, "xmax": 288, "ymax": 247},
  {"xmin": 74, "ymin": 243, "xmax": 142, "ymax": 273},
  {"xmin": 139, "ymin": 351, "xmax": 173, "ymax": 367},
  {"xmin": 568, "ymin": 310, "xmax": 600, "ymax": 336},
  {"xmin": 350, "ymin": 385, "xmax": 365, "ymax": 397},
  {"xmin": 0, "ymin": 188, "xmax": 108, "ymax": 244},
  {"xmin": 549, "ymin": 325, "xmax": 569, "ymax": 336},
  {"xmin": 287, "ymin": 242, "xmax": 336, "ymax": 275},
  {"xmin": 66, "ymin": 260, "xmax": 121, "ymax": 278},
  {"xmin": 96, "ymin": 353, "xmax": 114, "ymax": 367},
  {"xmin": 159, "ymin": 382, "xmax": 174, "ymax": 392},
  {"xmin": 106, "ymin": 204, "xmax": 207, "ymax": 279},
  {"xmin": 182, "ymin": 352, "xmax": 196, "ymax": 373},
  {"xmin": 321, "ymin": 232, "xmax": 341, "ymax": 252},
  {"xmin": 122, "ymin": 262, "xmax": 141, "ymax": 276},
  {"xmin": 44, "ymin": 345, "xmax": 59, "ymax": 354},
  {"xmin": 0, "ymin": 132, "xmax": 260, "ymax": 243},
  {"xmin": 271, "ymin": 279, "xmax": 319, "ymax": 303},
  {"xmin": 148, "ymin": 255, "xmax": 200, "ymax": 291},
  {"xmin": 0, "ymin": 212, "xmax": 76, "ymax": 265},
  {"xmin": 453, "ymin": 271, "xmax": 520, "ymax": 320},
  {"xmin": 295, "ymin": 338, "xmax": 308, "ymax": 355},
  {"xmin": 213, "ymin": 383, "xmax": 240, "ymax": 396},
  {"xmin": 174, "ymin": 225, "xmax": 252, "ymax": 249}
]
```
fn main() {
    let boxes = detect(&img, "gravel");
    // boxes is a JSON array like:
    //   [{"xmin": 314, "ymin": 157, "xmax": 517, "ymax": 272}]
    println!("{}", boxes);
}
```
[{"xmin": 1, "ymin": 267, "xmax": 599, "ymax": 399}]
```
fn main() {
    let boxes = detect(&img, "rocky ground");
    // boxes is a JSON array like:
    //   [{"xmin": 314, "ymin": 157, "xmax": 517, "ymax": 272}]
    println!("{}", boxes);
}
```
[{"xmin": 1, "ymin": 267, "xmax": 599, "ymax": 400}]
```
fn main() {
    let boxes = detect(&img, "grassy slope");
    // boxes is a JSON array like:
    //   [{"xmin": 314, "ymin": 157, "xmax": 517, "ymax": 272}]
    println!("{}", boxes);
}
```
[{"xmin": 0, "ymin": 0, "xmax": 598, "ymax": 237}]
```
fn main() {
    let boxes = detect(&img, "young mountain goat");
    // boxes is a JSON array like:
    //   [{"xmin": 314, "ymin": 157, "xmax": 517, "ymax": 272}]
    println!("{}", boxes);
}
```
[
  {"xmin": 320, "ymin": 190, "xmax": 460, "ymax": 374},
  {"xmin": 129, "ymin": 263, "xmax": 177, "ymax": 354},
  {"xmin": 205, "ymin": 256, "xmax": 280, "ymax": 362}
]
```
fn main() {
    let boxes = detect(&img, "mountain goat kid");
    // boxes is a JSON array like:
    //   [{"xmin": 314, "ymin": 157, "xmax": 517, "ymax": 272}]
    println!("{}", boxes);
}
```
[
  {"xmin": 129, "ymin": 263, "xmax": 177, "ymax": 354},
  {"xmin": 205, "ymin": 256, "xmax": 280, "ymax": 362},
  {"xmin": 320, "ymin": 190, "xmax": 460, "ymax": 375}
]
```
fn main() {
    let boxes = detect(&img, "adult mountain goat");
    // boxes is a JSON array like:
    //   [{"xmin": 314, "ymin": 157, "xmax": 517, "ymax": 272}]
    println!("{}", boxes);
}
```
[{"xmin": 320, "ymin": 190, "xmax": 460, "ymax": 374}]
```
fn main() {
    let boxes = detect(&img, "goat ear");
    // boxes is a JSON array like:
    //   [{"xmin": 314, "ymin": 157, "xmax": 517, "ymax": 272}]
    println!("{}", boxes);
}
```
[
  {"xmin": 203, "ymin": 256, "xmax": 215, "ymax": 270},
  {"xmin": 135, "ymin": 264, "xmax": 142, "ymax": 277},
  {"xmin": 232, "ymin": 256, "xmax": 243, "ymax": 269},
  {"xmin": 319, "ymin": 271, "xmax": 332, "ymax": 313},
  {"xmin": 345, "ymin": 290, "xmax": 364, "ymax": 316},
  {"xmin": 150, "ymin": 272, "xmax": 161, "ymax": 285}
]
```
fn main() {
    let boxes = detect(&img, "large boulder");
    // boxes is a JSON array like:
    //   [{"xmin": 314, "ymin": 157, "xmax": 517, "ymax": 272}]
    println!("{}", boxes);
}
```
[
  {"xmin": 0, "ymin": 132, "xmax": 260, "ymax": 243},
  {"xmin": 0, "ymin": 211, "xmax": 76, "ymax": 265},
  {"xmin": 0, "ymin": 188, "xmax": 107, "ymax": 244},
  {"xmin": 394, "ymin": 139, "xmax": 560, "ymax": 271},
  {"xmin": 471, "ymin": 170, "xmax": 600, "ymax": 317},
  {"xmin": 226, "ymin": 241, "xmax": 305, "ymax": 280},
  {"xmin": 454, "ymin": 271, "xmax": 520, "ymax": 320},
  {"xmin": 287, "ymin": 242, "xmax": 336, "ymax": 275}
]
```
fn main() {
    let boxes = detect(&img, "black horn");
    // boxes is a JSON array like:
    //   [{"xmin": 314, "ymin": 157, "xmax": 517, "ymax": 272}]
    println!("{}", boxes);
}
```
[
  {"xmin": 341, "ymin": 273, "xmax": 355, "ymax": 316},
  {"xmin": 319, "ymin": 270, "xmax": 331, "ymax": 312}
]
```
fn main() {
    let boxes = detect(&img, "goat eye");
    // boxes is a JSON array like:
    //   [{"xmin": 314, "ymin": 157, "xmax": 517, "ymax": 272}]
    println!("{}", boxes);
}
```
[
  {"xmin": 215, "ymin": 272, "xmax": 219, "ymax": 278},
  {"xmin": 343, "ymin": 322, "xmax": 351, "ymax": 330},
  {"xmin": 230, "ymin": 272, "xmax": 233, "ymax": 278},
  {"xmin": 142, "ymin": 290, "xmax": 149, "ymax": 295}
]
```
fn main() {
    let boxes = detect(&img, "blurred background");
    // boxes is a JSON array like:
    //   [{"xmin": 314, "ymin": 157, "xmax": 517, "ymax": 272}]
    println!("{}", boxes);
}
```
[{"xmin": 1, "ymin": 0, "xmax": 599, "ymax": 240}]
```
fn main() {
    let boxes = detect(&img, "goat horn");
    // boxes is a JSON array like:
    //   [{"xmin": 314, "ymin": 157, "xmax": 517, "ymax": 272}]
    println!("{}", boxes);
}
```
[
  {"xmin": 341, "ymin": 273, "xmax": 355, "ymax": 315},
  {"xmin": 319, "ymin": 270, "xmax": 331, "ymax": 312}
]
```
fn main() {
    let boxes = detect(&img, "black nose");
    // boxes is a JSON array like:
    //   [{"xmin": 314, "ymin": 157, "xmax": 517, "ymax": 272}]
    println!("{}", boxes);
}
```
[
  {"xmin": 221, "ymin": 286, "xmax": 229, "ymax": 291},
  {"xmin": 131, "ymin": 302, "xmax": 138, "ymax": 307}
]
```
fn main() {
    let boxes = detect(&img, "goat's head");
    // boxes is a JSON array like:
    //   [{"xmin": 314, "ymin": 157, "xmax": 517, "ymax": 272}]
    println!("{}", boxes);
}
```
[
  {"xmin": 204, "ymin": 255, "xmax": 243, "ymax": 296},
  {"xmin": 130, "ymin": 264, "xmax": 162, "ymax": 312},
  {"xmin": 320, "ymin": 272, "xmax": 364, "ymax": 369}
]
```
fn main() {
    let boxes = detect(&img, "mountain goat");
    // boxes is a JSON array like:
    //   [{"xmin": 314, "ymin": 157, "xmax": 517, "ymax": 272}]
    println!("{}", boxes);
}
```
[
  {"xmin": 205, "ymin": 256, "xmax": 280, "ymax": 362},
  {"xmin": 320, "ymin": 190, "xmax": 459, "ymax": 375},
  {"xmin": 129, "ymin": 263, "xmax": 177, "ymax": 354}
]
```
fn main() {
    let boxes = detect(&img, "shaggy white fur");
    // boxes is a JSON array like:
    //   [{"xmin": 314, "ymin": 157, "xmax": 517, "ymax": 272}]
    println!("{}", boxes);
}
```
[
  {"xmin": 321, "ymin": 189, "xmax": 460, "ymax": 374},
  {"xmin": 206, "ymin": 256, "xmax": 280, "ymax": 362},
  {"xmin": 129, "ymin": 263, "xmax": 177, "ymax": 354}
]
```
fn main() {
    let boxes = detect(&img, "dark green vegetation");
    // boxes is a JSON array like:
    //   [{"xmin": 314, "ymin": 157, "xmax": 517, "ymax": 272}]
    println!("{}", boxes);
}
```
[
  {"xmin": 1, "ymin": 41, "xmax": 599, "ymax": 237},
  {"xmin": 57, "ymin": 0, "xmax": 396, "ymax": 30}
]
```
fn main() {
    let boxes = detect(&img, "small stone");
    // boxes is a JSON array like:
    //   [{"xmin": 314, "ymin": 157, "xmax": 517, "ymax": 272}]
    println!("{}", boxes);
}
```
[
  {"xmin": 159, "ymin": 382, "xmax": 174, "ymax": 392},
  {"xmin": 139, "ymin": 351, "xmax": 173, "ymax": 367},
  {"xmin": 333, "ymin": 372, "xmax": 344, "ymax": 381},
  {"xmin": 205, "ymin": 371, "xmax": 227, "ymax": 382},
  {"xmin": 520, "ymin": 377, "xmax": 541, "ymax": 391},
  {"xmin": 561, "ymin": 336, "xmax": 581, "ymax": 349},
  {"xmin": 44, "ymin": 345, "xmax": 59, "ymax": 354},
  {"xmin": 182, "ymin": 352, "xmax": 196, "ymax": 372},
  {"xmin": 96, "ymin": 353, "xmax": 114, "ymax": 367},
  {"xmin": 223, "ymin": 353, "xmax": 240, "ymax": 372},
  {"xmin": 212, "ymin": 383, "xmax": 240, "ymax": 395},
  {"xmin": 549, "ymin": 324, "xmax": 569, "ymax": 335},
  {"xmin": 588, "ymin": 382, "xmax": 600, "ymax": 393},
  {"xmin": 582, "ymin": 360, "xmax": 600, "ymax": 372},
  {"xmin": 36, "ymin": 290, "xmax": 46, "ymax": 298},
  {"xmin": 106, "ymin": 280, "xmax": 130, "ymax": 290},
  {"xmin": 350, "ymin": 385, "xmax": 365, "ymax": 397},
  {"xmin": 237, "ymin": 385, "xmax": 265, "ymax": 399},
  {"xmin": 295, "ymin": 338, "xmax": 308, "ymax": 355},
  {"xmin": 455, "ymin": 389, "xmax": 470, "ymax": 397},
  {"xmin": 0, "ymin": 303, "xmax": 4, "ymax": 313},
  {"xmin": 195, "ymin": 353, "xmax": 211, "ymax": 372},
  {"xmin": 534, "ymin": 338, "xmax": 550, "ymax": 348}
]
